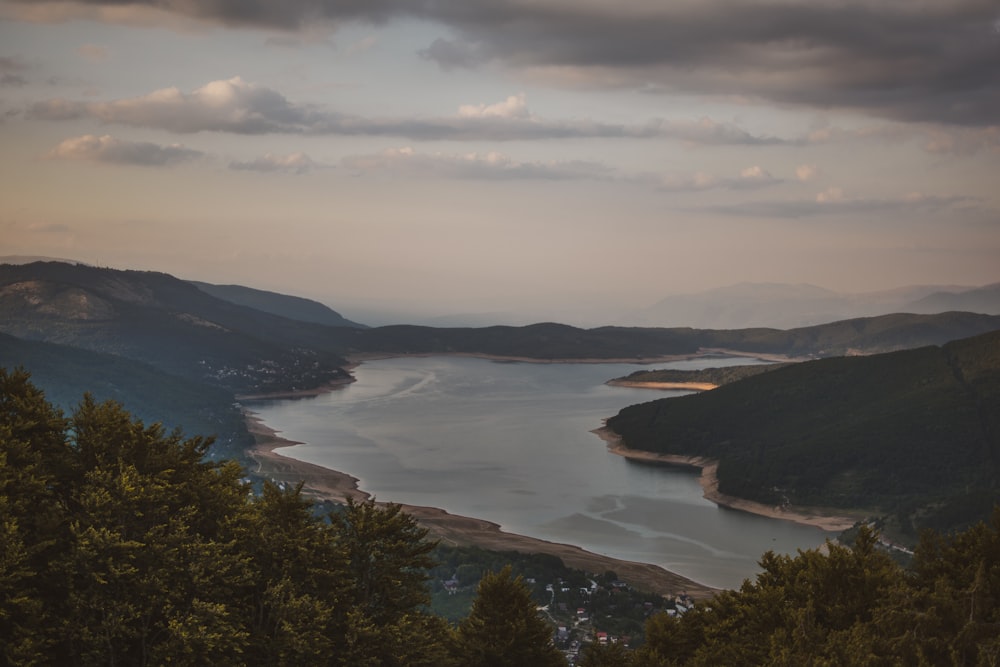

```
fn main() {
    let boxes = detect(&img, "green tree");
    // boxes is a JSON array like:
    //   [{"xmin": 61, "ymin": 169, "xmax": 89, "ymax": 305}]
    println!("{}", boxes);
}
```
[{"xmin": 455, "ymin": 565, "xmax": 565, "ymax": 667}]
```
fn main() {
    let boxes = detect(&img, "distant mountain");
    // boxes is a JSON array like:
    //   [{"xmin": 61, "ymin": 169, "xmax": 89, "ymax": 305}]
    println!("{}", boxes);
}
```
[
  {"xmin": 0, "ymin": 261, "xmax": 350, "ymax": 394},
  {"xmin": 904, "ymin": 282, "xmax": 1000, "ymax": 315},
  {"xmin": 0, "ymin": 254, "xmax": 88, "ymax": 266},
  {"xmin": 333, "ymin": 312, "xmax": 1000, "ymax": 360},
  {"xmin": 189, "ymin": 281, "xmax": 367, "ymax": 329},
  {"xmin": 631, "ymin": 281, "xmax": 993, "ymax": 329},
  {"xmin": 606, "ymin": 329, "xmax": 1000, "ymax": 537}
]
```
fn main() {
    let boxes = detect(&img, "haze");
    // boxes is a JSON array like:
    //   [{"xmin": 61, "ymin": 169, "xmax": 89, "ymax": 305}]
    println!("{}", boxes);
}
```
[{"xmin": 1, "ymin": 0, "xmax": 998, "ymax": 326}]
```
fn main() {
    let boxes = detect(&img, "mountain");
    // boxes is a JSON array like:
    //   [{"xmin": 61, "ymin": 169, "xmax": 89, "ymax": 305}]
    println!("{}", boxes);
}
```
[
  {"xmin": 0, "ymin": 331, "xmax": 250, "ymax": 459},
  {"xmin": 189, "ymin": 281, "xmax": 367, "ymax": 329},
  {"xmin": 605, "ymin": 329, "xmax": 1000, "ymax": 537},
  {"xmin": 904, "ymin": 282, "xmax": 1000, "ymax": 315},
  {"xmin": 631, "ymin": 282, "xmax": 992, "ymax": 329},
  {"xmin": 0, "ymin": 261, "xmax": 350, "ymax": 394},
  {"xmin": 332, "ymin": 312, "xmax": 1000, "ymax": 360}
]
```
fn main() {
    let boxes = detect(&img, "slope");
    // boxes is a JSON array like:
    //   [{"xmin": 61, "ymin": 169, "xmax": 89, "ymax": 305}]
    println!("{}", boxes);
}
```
[{"xmin": 605, "ymin": 330, "xmax": 1000, "ymax": 536}]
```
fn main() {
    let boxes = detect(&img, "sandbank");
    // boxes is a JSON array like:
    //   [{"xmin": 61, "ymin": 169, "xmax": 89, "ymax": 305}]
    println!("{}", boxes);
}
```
[
  {"xmin": 593, "ymin": 426, "xmax": 860, "ymax": 533},
  {"xmin": 244, "ymin": 412, "xmax": 717, "ymax": 599},
  {"xmin": 606, "ymin": 380, "xmax": 719, "ymax": 391}
]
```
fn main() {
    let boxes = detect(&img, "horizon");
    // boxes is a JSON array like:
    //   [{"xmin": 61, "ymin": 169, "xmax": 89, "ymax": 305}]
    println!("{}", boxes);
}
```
[{"xmin": 1, "ymin": 0, "xmax": 998, "ymax": 326}]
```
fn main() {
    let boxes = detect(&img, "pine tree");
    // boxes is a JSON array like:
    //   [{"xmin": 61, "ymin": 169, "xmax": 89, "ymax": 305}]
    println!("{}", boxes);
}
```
[{"xmin": 455, "ymin": 565, "xmax": 565, "ymax": 667}]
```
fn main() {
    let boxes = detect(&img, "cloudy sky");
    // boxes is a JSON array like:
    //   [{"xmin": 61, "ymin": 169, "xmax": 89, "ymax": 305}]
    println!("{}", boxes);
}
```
[{"xmin": 1, "ymin": 0, "xmax": 998, "ymax": 324}]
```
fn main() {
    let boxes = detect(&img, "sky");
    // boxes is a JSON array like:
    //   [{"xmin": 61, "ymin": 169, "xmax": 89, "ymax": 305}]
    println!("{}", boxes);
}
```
[{"xmin": 1, "ymin": 0, "xmax": 998, "ymax": 325}]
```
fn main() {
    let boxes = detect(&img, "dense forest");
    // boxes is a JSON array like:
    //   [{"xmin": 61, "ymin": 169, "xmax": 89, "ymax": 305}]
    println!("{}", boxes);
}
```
[
  {"xmin": 607, "ymin": 330, "xmax": 1000, "ymax": 538},
  {"xmin": 2, "ymin": 369, "xmax": 999, "ymax": 665}
]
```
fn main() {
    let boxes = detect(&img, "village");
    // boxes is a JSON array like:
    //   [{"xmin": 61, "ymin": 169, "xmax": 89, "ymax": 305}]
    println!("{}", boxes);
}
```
[{"xmin": 429, "ymin": 551, "xmax": 696, "ymax": 664}]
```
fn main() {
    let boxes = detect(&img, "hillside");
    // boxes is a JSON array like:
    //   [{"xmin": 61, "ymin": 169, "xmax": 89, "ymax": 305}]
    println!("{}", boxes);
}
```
[
  {"xmin": 0, "ymin": 332, "xmax": 251, "ymax": 460},
  {"xmin": 189, "ymin": 281, "xmax": 368, "ymax": 329},
  {"xmin": 0, "ymin": 261, "xmax": 350, "ymax": 394},
  {"xmin": 605, "ymin": 330, "xmax": 1000, "ymax": 537},
  {"xmin": 334, "ymin": 312, "xmax": 1000, "ymax": 360},
  {"xmin": 609, "ymin": 363, "xmax": 792, "ymax": 387}
]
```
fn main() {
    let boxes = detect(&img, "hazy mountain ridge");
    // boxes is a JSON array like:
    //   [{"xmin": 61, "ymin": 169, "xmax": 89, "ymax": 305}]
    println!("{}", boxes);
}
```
[
  {"xmin": 330, "ymin": 313, "xmax": 1000, "ymax": 361},
  {"xmin": 189, "ymin": 281, "xmax": 368, "ymax": 329},
  {"xmin": 631, "ymin": 281, "xmax": 998, "ymax": 329}
]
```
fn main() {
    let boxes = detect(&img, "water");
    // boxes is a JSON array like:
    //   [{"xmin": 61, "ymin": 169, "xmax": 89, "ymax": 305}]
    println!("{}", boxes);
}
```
[{"xmin": 249, "ymin": 355, "xmax": 833, "ymax": 589}]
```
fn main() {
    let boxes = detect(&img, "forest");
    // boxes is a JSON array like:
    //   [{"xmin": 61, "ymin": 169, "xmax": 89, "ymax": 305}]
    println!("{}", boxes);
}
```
[
  {"xmin": 606, "ymin": 330, "xmax": 1000, "ymax": 538},
  {"xmin": 2, "ymin": 368, "xmax": 998, "ymax": 665}
]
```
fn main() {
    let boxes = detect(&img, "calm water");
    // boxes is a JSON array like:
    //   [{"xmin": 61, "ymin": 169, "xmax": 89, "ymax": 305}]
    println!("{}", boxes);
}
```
[{"xmin": 250, "ymin": 356, "xmax": 832, "ymax": 589}]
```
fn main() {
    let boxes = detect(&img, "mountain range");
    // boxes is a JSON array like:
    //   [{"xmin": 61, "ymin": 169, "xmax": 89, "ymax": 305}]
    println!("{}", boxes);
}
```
[{"xmin": 627, "ymin": 282, "xmax": 1000, "ymax": 330}]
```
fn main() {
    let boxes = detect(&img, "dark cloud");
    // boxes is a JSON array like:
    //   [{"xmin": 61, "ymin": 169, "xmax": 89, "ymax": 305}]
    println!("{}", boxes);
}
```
[
  {"xmin": 47, "ymin": 134, "xmax": 203, "ymax": 166},
  {"xmin": 9, "ymin": 0, "xmax": 999, "ymax": 125},
  {"xmin": 418, "ymin": 38, "xmax": 487, "ymax": 70},
  {"xmin": 27, "ymin": 77, "xmax": 788, "ymax": 144}
]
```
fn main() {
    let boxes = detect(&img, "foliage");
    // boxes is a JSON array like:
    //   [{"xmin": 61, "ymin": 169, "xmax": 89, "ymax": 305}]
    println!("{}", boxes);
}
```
[
  {"xmin": 606, "ymin": 330, "xmax": 1000, "ymax": 536},
  {"xmin": 0, "ymin": 332, "xmax": 252, "ymax": 460},
  {"xmin": 454, "ymin": 566, "xmax": 566, "ymax": 667},
  {"xmin": 575, "ymin": 515, "xmax": 1000, "ymax": 666},
  {"xmin": 0, "ymin": 369, "xmax": 449, "ymax": 665}
]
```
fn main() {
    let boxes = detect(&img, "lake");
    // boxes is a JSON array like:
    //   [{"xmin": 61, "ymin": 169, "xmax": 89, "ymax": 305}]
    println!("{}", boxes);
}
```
[{"xmin": 250, "ymin": 355, "xmax": 834, "ymax": 589}]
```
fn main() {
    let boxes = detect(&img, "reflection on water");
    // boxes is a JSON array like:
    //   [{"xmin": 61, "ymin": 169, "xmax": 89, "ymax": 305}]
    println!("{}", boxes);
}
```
[{"xmin": 251, "ymin": 356, "xmax": 830, "ymax": 589}]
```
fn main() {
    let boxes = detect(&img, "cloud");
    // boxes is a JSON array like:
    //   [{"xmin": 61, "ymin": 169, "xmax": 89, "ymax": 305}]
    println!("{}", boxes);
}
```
[
  {"xmin": 419, "ymin": 38, "xmax": 488, "ymax": 71},
  {"xmin": 47, "ymin": 134, "xmax": 203, "ymax": 166},
  {"xmin": 795, "ymin": 164, "xmax": 820, "ymax": 182},
  {"xmin": 458, "ymin": 93, "xmax": 529, "ymax": 119},
  {"xmin": 342, "ymin": 146, "xmax": 614, "ymax": 181},
  {"xmin": 77, "ymin": 43, "xmax": 109, "ymax": 61},
  {"xmin": 815, "ymin": 187, "xmax": 845, "ymax": 203},
  {"xmin": 703, "ymin": 191, "xmax": 976, "ymax": 219},
  {"xmin": 655, "ymin": 165, "xmax": 780, "ymax": 192},
  {"xmin": 0, "ymin": 56, "xmax": 29, "ymax": 86},
  {"xmin": 28, "ymin": 77, "xmax": 787, "ymax": 144},
  {"xmin": 229, "ymin": 151, "xmax": 321, "ymax": 174},
  {"xmin": 8, "ymin": 0, "xmax": 998, "ymax": 126}
]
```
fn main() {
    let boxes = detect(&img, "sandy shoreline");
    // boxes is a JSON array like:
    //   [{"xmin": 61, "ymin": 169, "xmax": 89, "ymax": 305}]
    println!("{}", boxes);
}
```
[
  {"xmin": 606, "ymin": 380, "xmax": 719, "ymax": 391},
  {"xmin": 244, "ymin": 412, "xmax": 718, "ymax": 598},
  {"xmin": 592, "ymin": 427, "xmax": 860, "ymax": 533}
]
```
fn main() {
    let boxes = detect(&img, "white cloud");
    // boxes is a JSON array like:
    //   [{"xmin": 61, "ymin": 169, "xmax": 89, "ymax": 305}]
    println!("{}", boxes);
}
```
[
  {"xmin": 816, "ymin": 187, "xmax": 845, "ymax": 203},
  {"xmin": 342, "ymin": 146, "xmax": 613, "ymax": 181},
  {"xmin": 47, "ymin": 134, "xmax": 202, "ymax": 166},
  {"xmin": 229, "ymin": 151, "xmax": 321, "ymax": 174},
  {"xmin": 795, "ymin": 164, "xmax": 819, "ymax": 182},
  {"xmin": 656, "ymin": 166, "xmax": 780, "ymax": 192},
  {"xmin": 28, "ymin": 77, "xmax": 789, "ymax": 144},
  {"xmin": 458, "ymin": 94, "xmax": 529, "ymax": 119}
]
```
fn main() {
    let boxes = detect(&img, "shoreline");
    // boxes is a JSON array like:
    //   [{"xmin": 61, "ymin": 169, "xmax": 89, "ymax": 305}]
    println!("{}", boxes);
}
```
[
  {"xmin": 238, "ymin": 348, "xmax": 822, "ymax": 598},
  {"xmin": 592, "ymin": 426, "xmax": 860, "ymax": 533},
  {"xmin": 606, "ymin": 380, "xmax": 719, "ymax": 391},
  {"xmin": 344, "ymin": 349, "xmax": 788, "ymax": 366},
  {"xmin": 244, "ymin": 411, "xmax": 718, "ymax": 599}
]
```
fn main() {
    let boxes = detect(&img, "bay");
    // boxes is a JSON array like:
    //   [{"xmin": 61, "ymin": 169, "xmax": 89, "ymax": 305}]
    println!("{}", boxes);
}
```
[{"xmin": 250, "ymin": 355, "xmax": 833, "ymax": 590}]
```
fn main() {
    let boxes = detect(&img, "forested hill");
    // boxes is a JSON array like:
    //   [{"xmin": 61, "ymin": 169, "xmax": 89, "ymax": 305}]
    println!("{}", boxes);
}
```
[
  {"xmin": 189, "ymin": 281, "xmax": 368, "ymax": 329},
  {"xmin": 330, "ymin": 312, "xmax": 1000, "ymax": 360},
  {"xmin": 606, "ymin": 330, "xmax": 1000, "ymax": 537},
  {"xmin": 0, "ymin": 261, "xmax": 350, "ymax": 394},
  {"xmin": 0, "ymin": 332, "xmax": 250, "ymax": 460}
]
